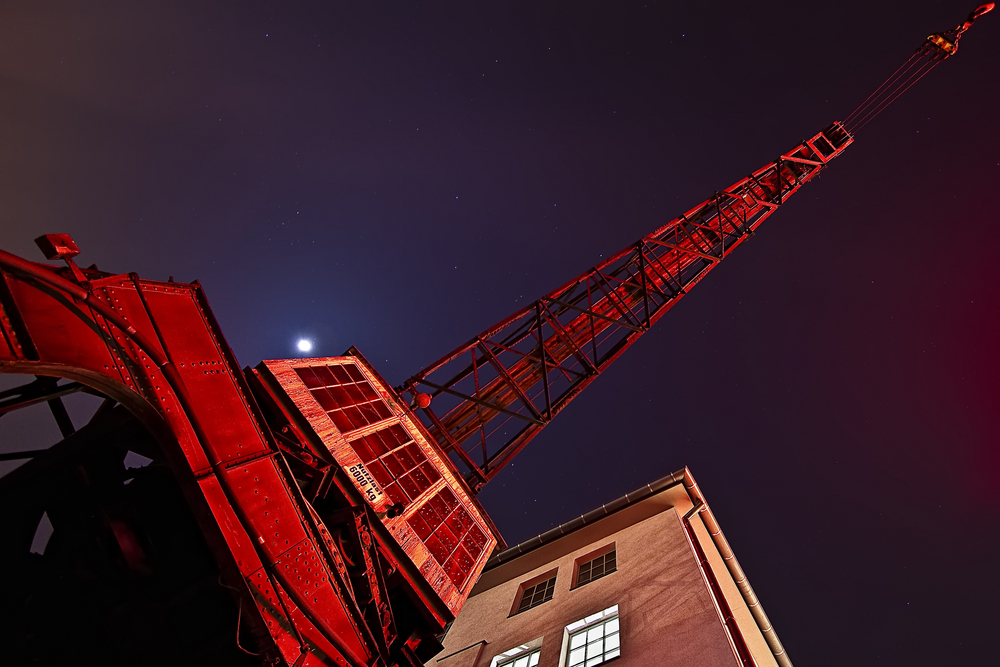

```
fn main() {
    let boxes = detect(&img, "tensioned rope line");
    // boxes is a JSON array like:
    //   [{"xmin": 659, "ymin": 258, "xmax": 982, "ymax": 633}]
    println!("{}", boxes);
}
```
[
  {"xmin": 842, "ymin": 53, "xmax": 922, "ymax": 128},
  {"xmin": 846, "ymin": 58, "xmax": 943, "ymax": 133},
  {"xmin": 842, "ymin": 3, "xmax": 994, "ymax": 135}
]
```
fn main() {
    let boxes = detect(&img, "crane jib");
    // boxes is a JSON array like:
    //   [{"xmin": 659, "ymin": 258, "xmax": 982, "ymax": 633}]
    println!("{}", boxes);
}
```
[
  {"xmin": 401, "ymin": 123, "xmax": 853, "ymax": 487},
  {"xmin": 402, "ymin": 4, "xmax": 993, "ymax": 490}
]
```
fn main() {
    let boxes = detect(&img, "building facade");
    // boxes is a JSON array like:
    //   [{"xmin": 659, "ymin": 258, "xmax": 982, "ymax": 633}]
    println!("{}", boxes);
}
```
[{"xmin": 428, "ymin": 468, "xmax": 790, "ymax": 667}]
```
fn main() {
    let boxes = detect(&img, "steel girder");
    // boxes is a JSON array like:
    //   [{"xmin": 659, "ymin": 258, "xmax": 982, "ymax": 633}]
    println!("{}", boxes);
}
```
[
  {"xmin": 0, "ymin": 250, "xmax": 390, "ymax": 665},
  {"xmin": 400, "ymin": 123, "xmax": 853, "ymax": 488}
]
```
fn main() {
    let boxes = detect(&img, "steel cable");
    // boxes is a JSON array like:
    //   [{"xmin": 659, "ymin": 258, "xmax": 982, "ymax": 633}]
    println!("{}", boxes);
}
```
[
  {"xmin": 843, "ymin": 53, "xmax": 921, "ymax": 127},
  {"xmin": 847, "ymin": 58, "xmax": 942, "ymax": 133}
]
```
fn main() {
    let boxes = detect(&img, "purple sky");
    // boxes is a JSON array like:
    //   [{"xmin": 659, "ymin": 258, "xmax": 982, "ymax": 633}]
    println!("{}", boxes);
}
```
[{"xmin": 1, "ymin": 2, "xmax": 998, "ymax": 664}]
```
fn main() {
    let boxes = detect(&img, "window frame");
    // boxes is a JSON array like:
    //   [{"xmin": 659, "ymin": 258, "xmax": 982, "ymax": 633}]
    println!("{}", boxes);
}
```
[
  {"xmin": 509, "ymin": 568, "xmax": 558, "ymax": 616},
  {"xmin": 559, "ymin": 604, "xmax": 621, "ymax": 667},
  {"xmin": 489, "ymin": 638, "xmax": 543, "ymax": 667},
  {"xmin": 571, "ymin": 543, "xmax": 617, "ymax": 590}
]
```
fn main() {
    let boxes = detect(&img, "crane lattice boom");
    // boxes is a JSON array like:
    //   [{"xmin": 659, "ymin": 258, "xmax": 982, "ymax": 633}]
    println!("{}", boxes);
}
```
[
  {"xmin": 400, "ymin": 4, "xmax": 995, "ymax": 491},
  {"xmin": 401, "ymin": 124, "xmax": 854, "ymax": 488}
]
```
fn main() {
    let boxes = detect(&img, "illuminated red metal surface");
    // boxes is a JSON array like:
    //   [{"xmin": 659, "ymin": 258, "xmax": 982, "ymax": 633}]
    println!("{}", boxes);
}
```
[
  {"xmin": 0, "ymin": 253, "xmax": 437, "ymax": 665},
  {"xmin": 400, "ymin": 124, "xmax": 855, "ymax": 488},
  {"xmin": 255, "ymin": 355, "xmax": 498, "ymax": 615},
  {"xmin": 398, "ymin": 5, "xmax": 992, "ymax": 490}
]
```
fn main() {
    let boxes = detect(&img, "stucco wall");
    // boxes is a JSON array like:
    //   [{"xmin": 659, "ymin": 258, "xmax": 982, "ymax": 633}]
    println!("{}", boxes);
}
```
[{"xmin": 432, "ymin": 507, "xmax": 739, "ymax": 667}]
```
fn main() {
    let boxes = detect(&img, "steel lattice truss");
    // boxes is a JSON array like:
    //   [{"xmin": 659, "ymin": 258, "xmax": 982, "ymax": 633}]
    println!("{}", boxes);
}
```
[{"xmin": 400, "ymin": 122, "xmax": 853, "ymax": 488}]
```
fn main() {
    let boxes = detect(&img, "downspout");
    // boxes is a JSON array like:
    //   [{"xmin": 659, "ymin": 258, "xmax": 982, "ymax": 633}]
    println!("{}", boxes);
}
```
[
  {"xmin": 683, "ymin": 467, "xmax": 793, "ymax": 667},
  {"xmin": 682, "ymin": 500, "xmax": 756, "ymax": 667}
]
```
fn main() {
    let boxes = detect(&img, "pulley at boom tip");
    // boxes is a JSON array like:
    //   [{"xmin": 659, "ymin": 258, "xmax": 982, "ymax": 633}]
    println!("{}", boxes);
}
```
[{"xmin": 923, "ymin": 3, "xmax": 994, "ymax": 57}]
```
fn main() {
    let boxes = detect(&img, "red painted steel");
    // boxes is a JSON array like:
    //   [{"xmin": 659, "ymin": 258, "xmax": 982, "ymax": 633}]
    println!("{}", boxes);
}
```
[
  {"xmin": 398, "ymin": 6, "xmax": 993, "ymax": 490},
  {"xmin": 0, "ymin": 254, "xmax": 419, "ymax": 665},
  {"xmin": 927, "ymin": 3, "xmax": 993, "ymax": 56},
  {"xmin": 399, "ymin": 124, "xmax": 854, "ymax": 488},
  {"xmin": 253, "ymin": 355, "xmax": 498, "ymax": 615}
]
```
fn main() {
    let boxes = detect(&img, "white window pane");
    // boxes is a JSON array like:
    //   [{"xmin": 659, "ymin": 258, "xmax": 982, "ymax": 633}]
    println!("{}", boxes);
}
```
[
  {"xmin": 498, "ymin": 647, "xmax": 542, "ymax": 667},
  {"xmin": 567, "ymin": 605, "xmax": 622, "ymax": 667}
]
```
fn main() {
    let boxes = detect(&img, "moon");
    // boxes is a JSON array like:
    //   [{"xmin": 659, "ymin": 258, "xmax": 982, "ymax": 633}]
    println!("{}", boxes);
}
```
[{"xmin": 297, "ymin": 339, "xmax": 313, "ymax": 353}]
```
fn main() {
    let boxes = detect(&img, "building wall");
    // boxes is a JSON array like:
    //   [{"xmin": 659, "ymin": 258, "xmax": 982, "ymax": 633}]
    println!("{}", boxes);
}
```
[{"xmin": 432, "ymin": 506, "xmax": 740, "ymax": 667}]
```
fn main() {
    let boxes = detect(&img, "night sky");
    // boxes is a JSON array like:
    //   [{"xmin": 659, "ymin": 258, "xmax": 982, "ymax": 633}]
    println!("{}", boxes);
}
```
[{"xmin": 2, "ymin": 2, "xmax": 999, "ymax": 665}]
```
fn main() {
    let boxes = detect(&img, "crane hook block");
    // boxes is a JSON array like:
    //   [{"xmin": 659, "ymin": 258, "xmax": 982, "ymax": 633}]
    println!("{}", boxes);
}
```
[
  {"xmin": 925, "ymin": 3, "xmax": 994, "ymax": 57},
  {"xmin": 970, "ymin": 3, "xmax": 995, "ymax": 21}
]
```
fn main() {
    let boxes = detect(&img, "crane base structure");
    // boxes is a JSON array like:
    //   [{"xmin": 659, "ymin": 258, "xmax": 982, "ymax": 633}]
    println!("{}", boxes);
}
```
[{"xmin": 0, "ymin": 246, "xmax": 499, "ymax": 666}]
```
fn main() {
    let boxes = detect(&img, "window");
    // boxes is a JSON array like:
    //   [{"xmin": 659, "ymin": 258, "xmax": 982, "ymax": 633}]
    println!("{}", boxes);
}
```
[
  {"xmin": 575, "ymin": 547, "xmax": 616, "ymax": 587},
  {"xmin": 350, "ymin": 423, "xmax": 442, "ymax": 508},
  {"xmin": 494, "ymin": 645, "xmax": 541, "ymax": 667},
  {"xmin": 514, "ymin": 574, "xmax": 556, "ymax": 614},
  {"xmin": 406, "ymin": 486, "xmax": 490, "ymax": 589},
  {"xmin": 294, "ymin": 363, "xmax": 393, "ymax": 433},
  {"xmin": 564, "ymin": 605, "xmax": 620, "ymax": 667},
  {"xmin": 489, "ymin": 640, "xmax": 543, "ymax": 667}
]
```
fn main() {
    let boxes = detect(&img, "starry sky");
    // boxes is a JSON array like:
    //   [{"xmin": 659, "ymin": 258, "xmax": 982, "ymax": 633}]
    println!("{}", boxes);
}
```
[{"xmin": 1, "ymin": 2, "xmax": 998, "ymax": 665}]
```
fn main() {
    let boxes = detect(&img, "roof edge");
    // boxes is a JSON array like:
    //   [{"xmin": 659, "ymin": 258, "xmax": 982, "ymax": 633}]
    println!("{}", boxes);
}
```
[
  {"xmin": 483, "ymin": 467, "xmax": 687, "ymax": 571},
  {"xmin": 682, "ymin": 467, "xmax": 792, "ymax": 667}
]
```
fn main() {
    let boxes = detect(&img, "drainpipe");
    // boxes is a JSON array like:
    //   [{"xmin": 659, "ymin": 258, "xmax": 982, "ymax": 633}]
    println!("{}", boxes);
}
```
[
  {"xmin": 683, "ymin": 467, "xmax": 793, "ymax": 667},
  {"xmin": 682, "ymin": 499, "xmax": 756, "ymax": 667}
]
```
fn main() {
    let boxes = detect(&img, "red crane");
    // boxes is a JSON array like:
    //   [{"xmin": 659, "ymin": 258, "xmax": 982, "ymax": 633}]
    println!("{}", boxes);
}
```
[
  {"xmin": 0, "ymin": 6, "xmax": 991, "ymax": 666},
  {"xmin": 397, "ymin": 4, "xmax": 996, "ymax": 490},
  {"xmin": 398, "ymin": 124, "xmax": 853, "ymax": 489}
]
